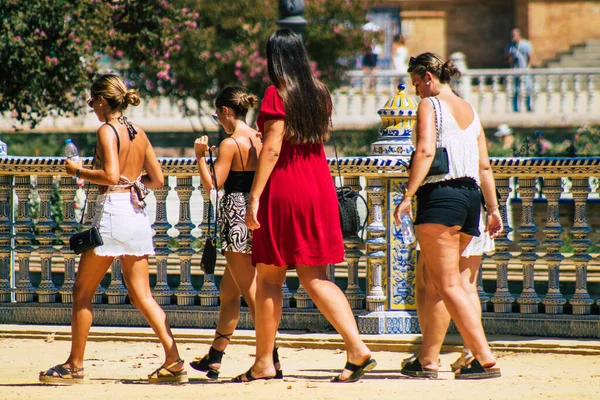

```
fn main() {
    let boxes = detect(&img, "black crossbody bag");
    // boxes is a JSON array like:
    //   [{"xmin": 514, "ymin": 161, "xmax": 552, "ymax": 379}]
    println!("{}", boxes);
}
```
[
  {"xmin": 69, "ymin": 182, "xmax": 103, "ymax": 254},
  {"xmin": 409, "ymin": 97, "xmax": 449, "ymax": 176},
  {"xmin": 200, "ymin": 148, "xmax": 218, "ymax": 274}
]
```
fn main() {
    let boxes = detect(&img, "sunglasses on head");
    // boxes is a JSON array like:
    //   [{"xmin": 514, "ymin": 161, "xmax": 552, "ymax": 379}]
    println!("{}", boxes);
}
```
[
  {"xmin": 408, "ymin": 56, "xmax": 417, "ymax": 67},
  {"xmin": 86, "ymin": 98, "xmax": 94, "ymax": 108},
  {"xmin": 212, "ymin": 113, "xmax": 219, "ymax": 123}
]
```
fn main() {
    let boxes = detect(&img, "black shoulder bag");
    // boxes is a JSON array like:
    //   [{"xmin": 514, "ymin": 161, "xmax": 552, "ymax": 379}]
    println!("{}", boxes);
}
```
[
  {"xmin": 409, "ymin": 97, "xmax": 449, "ymax": 177},
  {"xmin": 331, "ymin": 125, "xmax": 369, "ymax": 239},
  {"xmin": 69, "ymin": 183, "xmax": 103, "ymax": 254},
  {"xmin": 200, "ymin": 148, "xmax": 218, "ymax": 274}
]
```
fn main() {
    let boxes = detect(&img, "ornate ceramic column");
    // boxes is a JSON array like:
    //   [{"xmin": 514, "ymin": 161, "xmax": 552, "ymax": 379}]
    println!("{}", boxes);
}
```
[
  {"xmin": 174, "ymin": 177, "xmax": 198, "ymax": 306},
  {"xmin": 359, "ymin": 84, "xmax": 417, "ymax": 334},
  {"xmin": 0, "ymin": 176, "xmax": 12, "ymax": 302},
  {"xmin": 197, "ymin": 182, "xmax": 218, "ymax": 306},
  {"xmin": 14, "ymin": 176, "xmax": 35, "ymax": 303},
  {"xmin": 294, "ymin": 283, "xmax": 313, "ymax": 309},
  {"xmin": 516, "ymin": 178, "xmax": 540, "ymax": 313},
  {"xmin": 491, "ymin": 178, "xmax": 515, "ymax": 312},
  {"xmin": 106, "ymin": 258, "xmax": 127, "ymax": 304},
  {"xmin": 341, "ymin": 176, "xmax": 365, "ymax": 309},
  {"xmin": 34, "ymin": 176, "xmax": 58, "ymax": 303},
  {"xmin": 151, "ymin": 183, "xmax": 173, "ymax": 305},
  {"xmin": 58, "ymin": 177, "xmax": 79, "ymax": 303},
  {"xmin": 281, "ymin": 281, "xmax": 292, "ymax": 308},
  {"xmin": 541, "ymin": 178, "xmax": 566, "ymax": 314},
  {"xmin": 568, "ymin": 178, "xmax": 593, "ymax": 314}
]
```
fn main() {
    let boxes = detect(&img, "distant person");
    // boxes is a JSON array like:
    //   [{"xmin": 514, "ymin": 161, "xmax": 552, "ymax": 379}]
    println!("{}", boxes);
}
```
[
  {"xmin": 494, "ymin": 124, "xmax": 514, "ymax": 150},
  {"xmin": 391, "ymin": 34, "xmax": 409, "ymax": 73},
  {"xmin": 505, "ymin": 28, "xmax": 533, "ymax": 112}
]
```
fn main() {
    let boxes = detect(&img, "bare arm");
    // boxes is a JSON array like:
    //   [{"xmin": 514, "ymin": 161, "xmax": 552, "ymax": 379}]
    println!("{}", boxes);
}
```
[
  {"xmin": 141, "ymin": 138, "xmax": 164, "ymax": 189},
  {"xmin": 65, "ymin": 125, "xmax": 120, "ymax": 185},
  {"xmin": 194, "ymin": 136, "xmax": 235, "ymax": 193},
  {"xmin": 477, "ymin": 128, "xmax": 503, "ymax": 238},
  {"xmin": 249, "ymin": 120, "xmax": 284, "ymax": 201}
]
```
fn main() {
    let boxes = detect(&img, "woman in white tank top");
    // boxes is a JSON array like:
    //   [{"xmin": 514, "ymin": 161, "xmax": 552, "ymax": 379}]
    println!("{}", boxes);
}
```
[{"xmin": 394, "ymin": 53, "xmax": 503, "ymax": 380}]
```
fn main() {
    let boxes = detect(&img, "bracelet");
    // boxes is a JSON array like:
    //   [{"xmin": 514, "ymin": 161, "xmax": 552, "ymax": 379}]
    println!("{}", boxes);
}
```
[
  {"xmin": 404, "ymin": 188, "xmax": 414, "ymax": 198},
  {"xmin": 75, "ymin": 168, "xmax": 82, "ymax": 179},
  {"xmin": 486, "ymin": 204, "xmax": 499, "ymax": 211}
]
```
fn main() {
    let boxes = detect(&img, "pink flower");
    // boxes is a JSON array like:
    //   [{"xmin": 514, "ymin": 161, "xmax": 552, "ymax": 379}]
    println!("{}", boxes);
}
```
[
  {"xmin": 157, "ymin": 71, "xmax": 169, "ymax": 80},
  {"xmin": 214, "ymin": 52, "xmax": 221, "ymax": 59},
  {"xmin": 334, "ymin": 26, "xmax": 340, "ymax": 34},
  {"xmin": 235, "ymin": 70, "xmax": 242, "ymax": 77},
  {"xmin": 116, "ymin": 50, "xmax": 124, "ymax": 58},
  {"xmin": 235, "ymin": 61, "xmax": 242, "ymax": 68}
]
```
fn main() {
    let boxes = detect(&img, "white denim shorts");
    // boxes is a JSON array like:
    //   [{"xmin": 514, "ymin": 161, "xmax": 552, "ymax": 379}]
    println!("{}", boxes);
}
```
[{"xmin": 92, "ymin": 192, "xmax": 155, "ymax": 257}]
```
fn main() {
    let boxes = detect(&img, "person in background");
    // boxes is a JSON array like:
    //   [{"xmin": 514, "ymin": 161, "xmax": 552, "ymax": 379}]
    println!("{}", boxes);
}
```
[
  {"xmin": 236, "ymin": 28, "xmax": 376, "ymax": 383},
  {"xmin": 391, "ymin": 34, "xmax": 409, "ymax": 73},
  {"xmin": 40, "ymin": 74, "xmax": 186, "ymax": 384},
  {"xmin": 505, "ymin": 28, "xmax": 533, "ymax": 112}
]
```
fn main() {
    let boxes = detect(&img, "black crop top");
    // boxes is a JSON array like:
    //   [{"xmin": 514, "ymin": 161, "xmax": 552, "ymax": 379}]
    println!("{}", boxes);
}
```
[{"xmin": 223, "ymin": 138, "xmax": 255, "ymax": 194}]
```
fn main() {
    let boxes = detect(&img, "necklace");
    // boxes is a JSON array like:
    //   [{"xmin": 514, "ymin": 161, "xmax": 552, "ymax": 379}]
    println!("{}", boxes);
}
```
[{"xmin": 106, "ymin": 114, "xmax": 122, "ymax": 122}]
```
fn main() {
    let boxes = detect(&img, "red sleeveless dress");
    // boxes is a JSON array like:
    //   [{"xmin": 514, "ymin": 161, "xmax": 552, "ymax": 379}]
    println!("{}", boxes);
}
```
[{"xmin": 252, "ymin": 85, "xmax": 344, "ymax": 267}]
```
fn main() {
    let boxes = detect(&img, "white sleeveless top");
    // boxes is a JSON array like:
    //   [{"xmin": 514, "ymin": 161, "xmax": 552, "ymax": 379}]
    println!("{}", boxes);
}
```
[{"xmin": 411, "ymin": 97, "xmax": 481, "ymax": 186}]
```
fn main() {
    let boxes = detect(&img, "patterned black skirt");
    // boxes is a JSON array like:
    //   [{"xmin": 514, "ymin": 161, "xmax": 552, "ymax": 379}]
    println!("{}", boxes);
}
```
[{"xmin": 219, "ymin": 192, "xmax": 252, "ymax": 255}]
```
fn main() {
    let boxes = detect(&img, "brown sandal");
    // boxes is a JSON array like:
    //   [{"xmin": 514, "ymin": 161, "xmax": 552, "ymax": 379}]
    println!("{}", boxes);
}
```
[
  {"xmin": 148, "ymin": 359, "xmax": 188, "ymax": 384},
  {"xmin": 39, "ymin": 364, "xmax": 85, "ymax": 385}
]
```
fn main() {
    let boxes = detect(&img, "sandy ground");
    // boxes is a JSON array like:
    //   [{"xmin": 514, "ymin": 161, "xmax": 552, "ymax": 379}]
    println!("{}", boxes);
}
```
[{"xmin": 1, "ymin": 336, "xmax": 599, "ymax": 400}]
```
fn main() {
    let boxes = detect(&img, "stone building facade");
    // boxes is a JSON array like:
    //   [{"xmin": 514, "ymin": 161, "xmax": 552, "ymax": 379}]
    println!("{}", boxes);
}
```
[{"xmin": 374, "ymin": 0, "xmax": 600, "ymax": 68}]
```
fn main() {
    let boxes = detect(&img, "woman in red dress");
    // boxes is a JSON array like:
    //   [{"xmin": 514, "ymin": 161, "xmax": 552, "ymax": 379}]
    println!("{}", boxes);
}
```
[{"xmin": 234, "ymin": 29, "xmax": 376, "ymax": 383}]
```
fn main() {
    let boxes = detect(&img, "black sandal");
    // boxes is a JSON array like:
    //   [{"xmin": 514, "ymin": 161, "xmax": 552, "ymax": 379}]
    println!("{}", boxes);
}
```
[
  {"xmin": 454, "ymin": 359, "xmax": 501, "ymax": 380},
  {"xmin": 273, "ymin": 347, "xmax": 283, "ymax": 379},
  {"xmin": 189, "ymin": 331, "xmax": 232, "ymax": 379},
  {"xmin": 400, "ymin": 357, "xmax": 438, "ymax": 379},
  {"xmin": 39, "ymin": 364, "xmax": 85, "ymax": 385},
  {"xmin": 331, "ymin": 358, "xmax": 377, "ymax": 383},
  {"xmin": 231, "ymin": 368, "xmax": 276, "ymax": 383}
]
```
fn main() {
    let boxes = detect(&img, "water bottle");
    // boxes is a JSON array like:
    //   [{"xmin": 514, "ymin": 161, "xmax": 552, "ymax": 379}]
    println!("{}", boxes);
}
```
[
  {"xmin": 399, "ymin": 213, "xmax": 416, "ymax": 244},
  {"xmin": 64, "ymin": 139, "xmax": 79, "ymax": 180},
  {"xmin": 0, "ymin": 135, "xmax": 7, "ymax": 157}
]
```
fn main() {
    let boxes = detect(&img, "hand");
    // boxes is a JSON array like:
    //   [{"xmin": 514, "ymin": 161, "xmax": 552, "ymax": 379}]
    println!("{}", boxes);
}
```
[
  {"xmin": 65, "ymin": 158, "xmax": 83, "ymax": 176},
  {"xmin": 393, "ymin": 196, "xmax": 413, "ymax": 225},
  {"xmin": 194, "ymin": 136, "xmax": 214, "ymax": 159},
  {"xmin": 245, "ymin": 196, "xmax": 261, "ymax": 231},
  {"xmin": 485, "ymin": 209, "xmax": 503, "ymax": 239}
]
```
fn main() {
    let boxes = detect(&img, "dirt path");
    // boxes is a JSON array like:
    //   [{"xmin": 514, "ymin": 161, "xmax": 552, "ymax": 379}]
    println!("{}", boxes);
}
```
[{"xmin": 1, "ymin": 337, "xmax": 599, "ymax": 400}]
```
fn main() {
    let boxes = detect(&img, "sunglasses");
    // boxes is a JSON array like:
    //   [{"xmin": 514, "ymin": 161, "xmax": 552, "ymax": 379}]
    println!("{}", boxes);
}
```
[
  {"xmin": 408, "ymin": 56, "xmax": 417, "ymax": 67},
  {"xmin": 212, "ymin": 113, "xmax": 219, "ymax": 123},
  {"xmin": 86, "ymin": 97, "xmax": 94, "ymax": 108}
]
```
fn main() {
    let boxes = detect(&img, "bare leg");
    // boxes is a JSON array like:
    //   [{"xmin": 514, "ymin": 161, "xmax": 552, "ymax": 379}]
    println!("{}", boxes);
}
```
[
  {"xmin": 211, "ymin": 267, "xmax": 241, "ymax": 353},
  {"xmin": 416, "ymin": 224, "xmax": 496, "ymax": 367},
  {"xmin": 459, "ymin": 255, "xmax": 483, "ymax": 353},
  {"xmin": 120, "ymin": 255, "xmax": 182, "ymax": 371},
  {"xmin": 241, "ymin": 263, "xmax": 287, "ymax": 380},
  {"xmin": 296, "ymin": 265, "xmax": 371, "ymax": 380},
  {"xmin": 63, "ymin": 251, "xmax": 114, "ymax": 369}
]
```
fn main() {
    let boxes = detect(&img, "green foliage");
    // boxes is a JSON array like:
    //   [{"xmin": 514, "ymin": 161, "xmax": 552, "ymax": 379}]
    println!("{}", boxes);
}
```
[
  {"xmin": 574, "ymin": 125, "xmax": 600, "ymax": 156},
  {"xmin": 335, "ymin": 125, "xmax": 380, "ymax": 157},
  {"xmin": 0, "ymin": 0, "xmax": 193, "ymax": 128}
]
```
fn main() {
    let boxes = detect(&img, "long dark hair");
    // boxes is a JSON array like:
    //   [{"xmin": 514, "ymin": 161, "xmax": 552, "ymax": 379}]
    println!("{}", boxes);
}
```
[{"xmin": 267, "ymin": 29, "xmax": 332, "ymax": 144}]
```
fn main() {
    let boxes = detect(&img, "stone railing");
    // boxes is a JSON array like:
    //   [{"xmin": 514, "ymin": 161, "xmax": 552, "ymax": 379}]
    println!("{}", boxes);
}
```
[
  {"xmin": 0, "ymin": 156, "xmax": 599, "ymax": 337},
  {"xmin": 3, "ymin": 68, "xmax": 599, "ymax": 134},
  {"xmin": 334, "ymin": 67, "xmax": 600, "ymax": 129}
]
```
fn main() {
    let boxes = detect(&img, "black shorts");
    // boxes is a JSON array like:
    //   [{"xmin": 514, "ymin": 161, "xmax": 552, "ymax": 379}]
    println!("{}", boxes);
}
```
[
  {"xmin": 414, "ymin": 178, "xmax": 481, "ymax": 237},
  {"xmin": 363, "ymin": 53, "xmax": 378, "ymax": 68}
]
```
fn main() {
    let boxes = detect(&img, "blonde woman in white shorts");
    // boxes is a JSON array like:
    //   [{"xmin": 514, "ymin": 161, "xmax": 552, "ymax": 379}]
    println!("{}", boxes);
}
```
[
  {"xmin": 404, "ymin": 205, "xmax": 494, "ymax": 370},
  {"xmin": 40, "ymin": 74, "xmax": 186, "ymax": 385}
]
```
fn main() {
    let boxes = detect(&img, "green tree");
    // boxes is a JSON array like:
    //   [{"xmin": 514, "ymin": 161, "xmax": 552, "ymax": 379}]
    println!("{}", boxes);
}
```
[{"xmin": 0, "ymin": 0, "xmax": 193, "ymax": 128}]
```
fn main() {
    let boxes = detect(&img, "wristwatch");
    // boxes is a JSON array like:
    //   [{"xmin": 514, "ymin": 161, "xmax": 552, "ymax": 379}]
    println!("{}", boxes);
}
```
[
  {"xmin": 75, "ymin": 168, "xmax": 82, "ymax": 179},
  {"xmin": 404, "ymin": 188, "xmax": 414, "ymax": 198}
]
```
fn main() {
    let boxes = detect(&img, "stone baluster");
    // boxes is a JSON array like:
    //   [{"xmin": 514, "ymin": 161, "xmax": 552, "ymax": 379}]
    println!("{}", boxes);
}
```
[
  {"xmin": 568, "ymin": 179, "xmax": 594, "ymax": 314},
  {"xmin": 359, "ymin": 75, "xmax": 367, "ymax": 116},
  {"xmin": 106, "ymin": 258, "xmax": 127, "ymax": 304},
  {"xmin": 151, "ymin": 183, "xmax": 173, "ymax": 305},
  {"xmin": 491, "ymin": 75, "xmax": 500, "ymax": 114},
  {"xmin": 587, "ymin": 75, "xmax": 596, "ymax": 113},
  {"xmin": 573, "ymin": 74, "xmax": 583, "ymax": 112},
  {"xmin": 531, "ymin": 75, "xmax": 541, "ymax": 112},
  {"xmin": 84, "ymin": 185, "xmax": 104, "ymax": 303},
  {"xmin": 559, "ymin": 75, "xmax": 568, "ymax": 114},
  {"xmin": 197, "ymin": 182, "xmax": 218, "ymax": 306},
  {"xmin": 342, "ymin": 176, "xmax": 365, "ymax": 309},
  {"xmin": 477, "ymin": 75, "xmax": 486, "ymax": 113},
  {"xmin": 14, "ymin": 176, "xmax": 35, "ymax": 303},
  {"xmin": 0, "ymin": 176, "xmax": 12, "ymax": 302},
  {"xmin": 491, "ymin": 178, "xmax": 515, "ymax": 312},
  {"xmin": 541, "ymin": 178, "xmax": 566, "ymax": 314},
  {"xmin": 517, "ymin": 73, "xmax": 527, "ymax": 113},
  {"xmin": 546, "ymin": 75, "xmax": 555, "ymax": 114},
  {"xmin": 347, "ymin": 80, "xmax": 357, "ymax": 118},
  {"xmin": 35, "ymin": 176, "xmax": 58, "ymax": 303},
  {"xmin": 174, "ymin": 177, "xmax": 198, "ymax": 306},
  {"xmin": 505, "ymin": 75, "xmax": 515, "ymax": 113},
  {"xmin": 516, "ymin": 178, "xmax": 540, "ymax": 313},
  {"xmin": 58, "ymin": 177, "xmax": 80, "ymax": 303},
  {"xmin": 365, "ymin": 178, "xmax": 386, "ymax": 312}
]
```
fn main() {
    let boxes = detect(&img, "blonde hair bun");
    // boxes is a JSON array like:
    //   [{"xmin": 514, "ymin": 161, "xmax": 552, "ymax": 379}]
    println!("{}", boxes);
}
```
[
  {"xmin": 238, "ymin": 93, "xmax": 259, "ymax": 109},
  {"xmin": 125, "ymin": 89, "xmax": 141, "ymax": 107}
]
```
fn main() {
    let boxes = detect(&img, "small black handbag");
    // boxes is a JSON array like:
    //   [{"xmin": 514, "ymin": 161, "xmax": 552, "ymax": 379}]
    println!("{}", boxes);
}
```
[
  {"xmin": 200, "ymin": 149, "xmax": 218, "ymax": 274},
  {"xmin": 69, "ymin": 182, "xmax": 104, "ymax": 255},
  {"xmin": 409, "ymin": 97, "xmax": 449, "ymax": 177}
]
